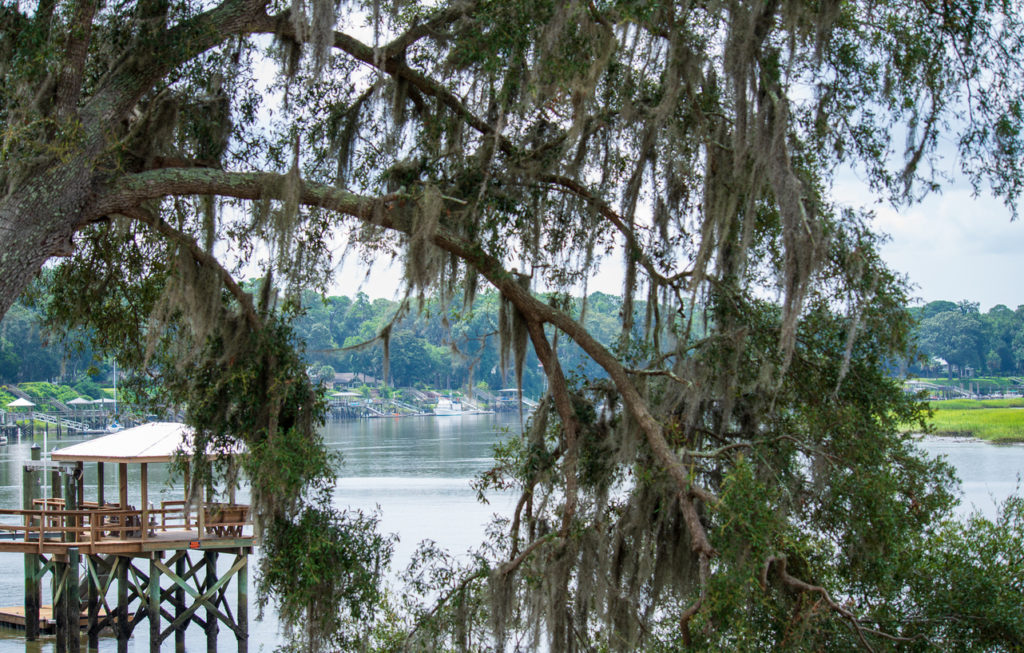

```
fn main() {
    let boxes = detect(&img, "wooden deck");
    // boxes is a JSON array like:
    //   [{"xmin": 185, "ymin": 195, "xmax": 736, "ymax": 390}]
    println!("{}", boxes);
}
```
[
  {"xmin": 0, "ymin": 529, "xmax": 253, "ymax": 555},
  {"xmin": 0, "ymin": 604, "xmax": 132, "ymax": 632},
  {"xmin": 0, "ymin": 502, "xmax": 253, "ymax": 555}
]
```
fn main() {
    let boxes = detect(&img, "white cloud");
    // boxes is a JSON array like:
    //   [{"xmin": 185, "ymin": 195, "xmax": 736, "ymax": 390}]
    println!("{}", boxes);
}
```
[{"xmin": 835, "ymin": 176, "xmax": 1024, "ymax": 312}]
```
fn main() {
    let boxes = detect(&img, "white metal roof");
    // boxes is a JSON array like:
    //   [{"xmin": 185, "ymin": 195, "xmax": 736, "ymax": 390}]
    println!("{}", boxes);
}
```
[
  {"xmin": 66, "ymin": 397, "xmax": 92, "ymax": 405},
  {"xmin": 6, "ymin": 397, "xmax": 35, "ymax": 407},
  {"xmin": 51, "ymin": 422, "xmax": 235, "ymax": 464}
]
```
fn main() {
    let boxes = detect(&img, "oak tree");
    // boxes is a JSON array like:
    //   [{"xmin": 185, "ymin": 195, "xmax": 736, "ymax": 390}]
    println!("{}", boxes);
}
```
[{"xmin": 3, "ymin": 0, "xmax": 1024, "ymax": 649}]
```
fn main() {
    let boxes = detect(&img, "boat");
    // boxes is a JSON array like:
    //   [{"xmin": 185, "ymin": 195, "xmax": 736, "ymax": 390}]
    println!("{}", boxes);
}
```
[
  {"xmin": 433, "ymin": 397, "xmax": 463, "ymax": 416},
  {"xmin": 106, "ymin": 420, "xmax": 123, "ymax": 433}
]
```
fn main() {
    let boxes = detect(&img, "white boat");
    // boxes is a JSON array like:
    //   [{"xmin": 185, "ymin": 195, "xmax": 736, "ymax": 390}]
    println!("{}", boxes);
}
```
[{"xmin": 433, "ymin": 397, "xmax": 463, "ymax": 416}]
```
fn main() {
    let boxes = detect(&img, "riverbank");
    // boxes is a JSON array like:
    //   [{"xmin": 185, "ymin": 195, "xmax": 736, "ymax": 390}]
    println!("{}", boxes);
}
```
[{"xmin": 924, "ymin": 398, "xmax": 1024, "ymax": 442}]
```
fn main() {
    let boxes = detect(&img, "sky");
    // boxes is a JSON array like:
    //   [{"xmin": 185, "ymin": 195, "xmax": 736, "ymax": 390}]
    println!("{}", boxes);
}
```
[{"xmin": 836, "ymin": 176, "xmax": 1024, "ymax": 313}]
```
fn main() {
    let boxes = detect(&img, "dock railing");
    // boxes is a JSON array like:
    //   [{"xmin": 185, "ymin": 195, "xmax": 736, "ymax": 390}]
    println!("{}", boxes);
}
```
[{"xmin": 0, "ymin": 500, "xmax": 251, "ymax": 552}]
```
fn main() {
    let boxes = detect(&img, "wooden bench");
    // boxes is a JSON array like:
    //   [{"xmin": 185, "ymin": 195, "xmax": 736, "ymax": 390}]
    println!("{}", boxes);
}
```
[{"xmin": 204, "ymin": 504, "xmax": 248, "ymax": 538}]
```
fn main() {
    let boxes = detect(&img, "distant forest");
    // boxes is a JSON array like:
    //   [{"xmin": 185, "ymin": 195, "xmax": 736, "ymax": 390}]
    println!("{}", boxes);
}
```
[
  {"xmin": 0, "ymin": 290, "xmax": 634, "ymax": 396},
  {"xmin": 910, "ymin": 300, "xmax": 1024, "ymax": 377},
  {"xmin": 1, "ymin": 294, "xmax": 1016, "ymax": 392}
]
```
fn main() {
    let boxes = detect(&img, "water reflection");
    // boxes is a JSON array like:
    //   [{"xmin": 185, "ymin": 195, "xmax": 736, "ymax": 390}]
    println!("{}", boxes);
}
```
[{"xmin": 918, "ymin": 435, "xmax": 1024, "ymax": 518}]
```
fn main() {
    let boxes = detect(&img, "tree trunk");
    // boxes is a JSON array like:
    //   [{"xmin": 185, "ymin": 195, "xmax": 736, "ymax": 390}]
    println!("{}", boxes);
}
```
[{"xmin": 0, "ymin": 156, "xmax": 94, "ymax": 318}]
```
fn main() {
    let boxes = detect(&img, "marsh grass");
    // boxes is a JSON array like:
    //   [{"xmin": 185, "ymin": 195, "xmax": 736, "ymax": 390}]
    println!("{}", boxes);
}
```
[
  {"xmin": 925, "ymin": 399, "xmax": 1024, "ymax": 441},
  {"xmin": 932, "ymin": 398, "xmax": 1024, "ymax": 410}
]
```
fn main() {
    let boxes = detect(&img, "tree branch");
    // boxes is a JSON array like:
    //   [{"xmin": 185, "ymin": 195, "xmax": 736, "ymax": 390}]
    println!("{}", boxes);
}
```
[
  {"xmin": 82, "ymin": 0, "xmax": 268, "ymax": 129},
  {"xmin": 92, "ymin": 165, "xmax": 718, "ymax": 564},
  {"xmin": 378, "ymin": 0, "xmax": 477, "ymax": 61},
  {"xmin": 118, "ymin": 206, "xmax": 261, "ymax": 331},
  {"xmin": 55, "ymin": 0, "xmax": 98, "ymax": 119},
  {"xmin": 524, "ymin": 318, "xmax": 579, "ymax": 535},
  {"xmin": 762, "ymin": 555, "xmax": 919, "ymax": 651},
  {"xmin": 91, "ymin": 167, "xmax": 384, "ymax": 221}
]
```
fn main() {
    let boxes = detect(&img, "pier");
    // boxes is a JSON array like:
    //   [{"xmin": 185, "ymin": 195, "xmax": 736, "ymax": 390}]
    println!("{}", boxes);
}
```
[{"xmin": 0, "ymin": 423, "xmax": 252, "ymax": 652}]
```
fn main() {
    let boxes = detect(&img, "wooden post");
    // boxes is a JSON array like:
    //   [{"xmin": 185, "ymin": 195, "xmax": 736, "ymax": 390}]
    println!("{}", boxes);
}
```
[
  {"xmin": 175, "ymin": 554, "xmax": 187, "ymax": 653},
  {"xmin": 204, "ymin": 551, "xmax": 218, "ymax": 653},
  {"xmin": 65, "ymin": 470, "xmax": 78, "ymax": 541},
  {"xmin": 97, "ymin": 462, "xmax": 104, "ymax": 506},
  {"xmin": 67, "ymin": 547, "xmax": 81, "ymax": 653},
  {"xmin": 64, "ymin": 472, "xmax": 81, "ymax": 653},
  {"xmin": 55, "ymin": 556, "xmax": 68, "ymax": 653},
  {"xmin": 237, "ymin": 552, "xmax": 248, "ymax": 653},
  {"xmin": 52, "ymin": 468, "xmax": 62, "ymax": 502},
  {"xmin": 141, "ymin": 463, "xmax": 149, "ymax": 543},
  {"xmin": 23, "ymin": 454, "xmax": 40, "ymax": 641},
  {"xmin": 116, "ymin": 557, "xmax": 129, "ymax": 653},
  {"xmin": 184, "ymin": 467, "xmax": 191, "ymax": 529},
  {"xmin": 76, "ymin": 461, "xmax": 84, "ymax": 508},
  {"xmin": 149, "ymin": 556, "xmax": 161, "ymax": 653},
  {"xmin": 119, "ymin": 462, "xmax": 128, "ymax": 509},
  {"xmin": 87, "ymin": 557, "xmax": 100, "ymax": 650}
]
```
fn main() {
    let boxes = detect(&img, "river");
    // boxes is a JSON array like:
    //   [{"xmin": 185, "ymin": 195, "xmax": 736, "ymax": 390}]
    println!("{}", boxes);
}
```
[{"xmin": 0, "ymin": 416, "xmax": 1018, "ymax": 651}]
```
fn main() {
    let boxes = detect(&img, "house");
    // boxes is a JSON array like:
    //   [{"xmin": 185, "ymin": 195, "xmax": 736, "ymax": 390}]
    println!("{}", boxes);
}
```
[{"xmin": 332, "ymin": 372, "xmax": 378, "ymax": 388}]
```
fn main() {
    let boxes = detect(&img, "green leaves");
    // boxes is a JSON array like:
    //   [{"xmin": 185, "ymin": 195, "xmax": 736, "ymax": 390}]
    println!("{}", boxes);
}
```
[{"xmin": 261, "ymin": 506, "xmax": 395, "ymax": 652}]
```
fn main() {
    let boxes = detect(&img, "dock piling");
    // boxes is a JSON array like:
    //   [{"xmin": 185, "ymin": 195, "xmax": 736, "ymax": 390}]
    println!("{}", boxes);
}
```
[
  {"xmin": 149, "ymin": 556, "xmax": 161, "ymax": 653},
  {"xmin": 23, "ymin": 452, "xmax": 40, "ymax": 641},
  {"xmin": 66, "ymin": 547, "xmax": 80, "ymax": 653},
  {"xmin": 205, "ymin": 551, "xmax": 219, "ymax": 653},
  {"xmin": 175, "ymin": 554, "xmax": 186, "ymax": 652},
  {"xmin": 116, "ymin": 556, "xmax": 128, "ymax": 653},
  {"xmin": 237, "ymin": 553, "xmax": 247, "ymax": 653}
]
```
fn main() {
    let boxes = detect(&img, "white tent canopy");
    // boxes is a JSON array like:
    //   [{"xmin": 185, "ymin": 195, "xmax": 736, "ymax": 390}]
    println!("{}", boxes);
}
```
[
  {"xmin": 51, "ymin": 422, "xmax": 240, "ymax": 464},
  {"xmin": 6, "ymin": 397, "xmax": 35, "ymax": 408}
]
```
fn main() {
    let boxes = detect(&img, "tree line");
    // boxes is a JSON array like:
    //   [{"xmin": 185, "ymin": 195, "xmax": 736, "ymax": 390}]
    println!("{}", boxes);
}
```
[
  {"xmin": 8, "ymin": 290, "xmax": 1024, "ymax": 393},
  {"xmin": 0, "ymin": 287, "xmax": 632, "ymax": 396},
  {"xmin": 912, "ymin": 300, "xmax": 1024, "ymax": 377}
]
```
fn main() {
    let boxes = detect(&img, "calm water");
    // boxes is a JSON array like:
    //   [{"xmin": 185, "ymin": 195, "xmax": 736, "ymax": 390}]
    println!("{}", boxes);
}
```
[{"xmin": 0, "ymin": 418, "xmax": 1017, "ymax": 651}]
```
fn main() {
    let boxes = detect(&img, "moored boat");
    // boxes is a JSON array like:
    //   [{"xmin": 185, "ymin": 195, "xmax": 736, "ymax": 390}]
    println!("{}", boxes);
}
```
[{"xmin": 433, "ymin": 397, "xmax": 463, "ymax": 416}]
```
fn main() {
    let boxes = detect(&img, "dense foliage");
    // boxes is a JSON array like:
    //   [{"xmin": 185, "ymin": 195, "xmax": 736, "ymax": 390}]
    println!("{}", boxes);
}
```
[
  {"xmin": 913, "ymin": 300, "xmax": 1024, "ymax": 377},
  {"xmin": 2, "ymin": 0, "xmax": 1024, "ymax": 651}
]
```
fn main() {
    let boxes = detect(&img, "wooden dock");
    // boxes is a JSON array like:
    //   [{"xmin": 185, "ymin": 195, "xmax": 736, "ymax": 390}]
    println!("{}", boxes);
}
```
[
  {"xmin": 5, "ymin": 423, "xmax": 253, "ymax": 652},
  {"xmin": 0, "ymin": 604, "xmax": 133, "ymax": 632}
]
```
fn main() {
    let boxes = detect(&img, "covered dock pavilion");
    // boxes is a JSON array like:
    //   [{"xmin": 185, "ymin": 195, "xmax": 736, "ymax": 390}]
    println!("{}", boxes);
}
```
[{"xmin": 0, "ymin": 422, "xmax": 252, "ymax": 652}]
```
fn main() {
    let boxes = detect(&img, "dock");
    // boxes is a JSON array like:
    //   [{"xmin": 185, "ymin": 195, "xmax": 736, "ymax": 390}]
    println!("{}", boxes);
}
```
[
  {"xmin": 1, "ymin": 423, "xmax": 252, "ymax": 652},
  {"xmin": 0, "ymin": 604, "xmax": 134, "ymax": 632}
]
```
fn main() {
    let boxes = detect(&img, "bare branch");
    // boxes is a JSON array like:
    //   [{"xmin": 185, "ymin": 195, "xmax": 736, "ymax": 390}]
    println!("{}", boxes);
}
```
[{"xmin": 764, "ymin": 555, "xmax": 921, "ymax": 651}]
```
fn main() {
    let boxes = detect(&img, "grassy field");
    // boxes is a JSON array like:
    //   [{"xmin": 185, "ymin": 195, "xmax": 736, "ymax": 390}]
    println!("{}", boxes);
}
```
[
  {"xmin": 925, "ymin": 399, "xmax": 1024, "ymax": 441},
  {"xmin": 931, "ymin": 398, "xmax": 1024, "ymax": 410}
]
